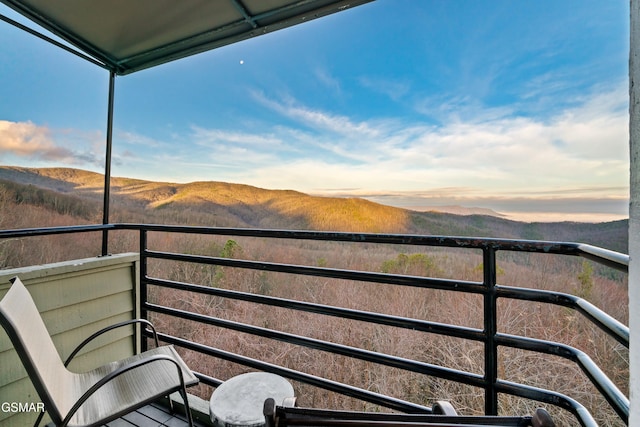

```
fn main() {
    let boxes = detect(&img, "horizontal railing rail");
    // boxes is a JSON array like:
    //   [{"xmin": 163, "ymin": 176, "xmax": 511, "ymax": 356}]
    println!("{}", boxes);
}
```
[
  {"xmin": 0, "ymin": 223, "xmax": 630, "ymax": 270},
  {"xmin": 495, "ymin": 285, "xmax": 629, "ymax": 347},
  {"xmin": 0, "ymin": 223, "xmax": 630, "ymax": 426},
  {"xmin": 145, "ymin": 277, "xmax": 487, "ymax": 342}
]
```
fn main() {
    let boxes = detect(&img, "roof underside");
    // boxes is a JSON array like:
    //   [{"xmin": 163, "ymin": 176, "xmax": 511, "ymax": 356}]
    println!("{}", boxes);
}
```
[{"xmin": 1, "ymin": 0, "xmax": 373, "ymax": 75}]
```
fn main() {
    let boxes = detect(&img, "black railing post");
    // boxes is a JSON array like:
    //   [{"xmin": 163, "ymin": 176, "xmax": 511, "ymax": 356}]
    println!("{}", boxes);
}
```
[
  {"xmin": 483, "ymin": 246, "xmax": 499, "ymax": 415},
  {"xmin": 139, "ymin": 228, "xmax": 149, "ymax": 352}
]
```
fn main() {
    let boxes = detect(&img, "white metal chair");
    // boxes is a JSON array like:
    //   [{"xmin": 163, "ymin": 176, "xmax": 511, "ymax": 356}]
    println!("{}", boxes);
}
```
[{"xmin": 0, "ymin": 276, "xmax": 199, "ymax": 427}]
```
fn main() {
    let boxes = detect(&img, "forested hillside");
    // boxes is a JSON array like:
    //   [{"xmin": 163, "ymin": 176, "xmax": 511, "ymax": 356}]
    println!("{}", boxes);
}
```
[{"xmin": 0, "ymin": 166, "xmax": 628, "ymax": 252}]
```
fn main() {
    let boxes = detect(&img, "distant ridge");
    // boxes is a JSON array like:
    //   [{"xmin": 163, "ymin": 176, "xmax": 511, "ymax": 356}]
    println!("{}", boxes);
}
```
[
  {"xmin": 407, "ymin": 205, "xmax": 507, "ymax": 218},
  {"xmin": 0, "ymin": 166, "xmax": 628, "ymax": 252}
]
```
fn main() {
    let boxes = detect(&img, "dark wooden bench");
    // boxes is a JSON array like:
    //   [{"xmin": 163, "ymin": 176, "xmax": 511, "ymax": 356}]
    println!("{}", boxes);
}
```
[{"xmin": 263, "ymin": 398, "xmax": 555, "ymax": 427}]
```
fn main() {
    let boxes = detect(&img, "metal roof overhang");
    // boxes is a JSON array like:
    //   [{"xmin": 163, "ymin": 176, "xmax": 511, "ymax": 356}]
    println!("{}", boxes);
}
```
[{"xmin": 0, "ymin": 0, "xmax": 373, "ymax": 75}]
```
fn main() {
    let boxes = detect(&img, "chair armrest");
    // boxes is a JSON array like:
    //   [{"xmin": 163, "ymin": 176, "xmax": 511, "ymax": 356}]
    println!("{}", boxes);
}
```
[
  {"xmin": 64, "ymin": 319, "xmax": 159, "ymax": 367},
  {"xmin": 431, "ymin": 401, "xmax": 458, "ymax": 416},
  {"xmin": 61, "ymin": 353, "xmax": 188, "ymax": 427}
]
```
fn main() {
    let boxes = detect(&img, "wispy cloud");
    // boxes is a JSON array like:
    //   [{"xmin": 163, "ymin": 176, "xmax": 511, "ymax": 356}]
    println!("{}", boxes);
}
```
[
  {"xmin": 0, "ymin": 120, "xmax": 102, "ymax": 165},
  {"xmin": 0, "ymin": 120, "xmax": 71, "ymax": 160},
  {"xmin": 194, "ymin": 126, "xmax": 284, "ymax": 160},
  {"xmin": 225, "ymin": 83, "xmax": 628, "ymax": 218},
  {"xmin": 252, "ymin": 90, "xmax": 383, "ymax": 140},
  {"xmin": 117, "ymin": 130, "xmax": 165, "ymax": 148},
  {"xmin": 359, "ymin": 76, "xmax": 411, "ymax": 102},
  {"xmin": 315, "ymin": 67, "xmax": 342, "ymax": 97},
  {"xmin": 414, "ymin": 95, "xmax": 517, "ymax": 125},
  {"xmin": 191, "ymin": 126, "xmax": 283, "ymax": 148}
]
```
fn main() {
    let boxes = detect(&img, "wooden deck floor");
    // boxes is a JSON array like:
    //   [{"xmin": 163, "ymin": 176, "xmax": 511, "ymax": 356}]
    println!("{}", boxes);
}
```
[{"xmin": 103, "ymin": 403, "xmax": 210, "ymax": 427}]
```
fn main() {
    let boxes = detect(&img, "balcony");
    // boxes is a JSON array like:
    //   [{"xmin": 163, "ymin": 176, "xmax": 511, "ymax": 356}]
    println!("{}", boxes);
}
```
[{"xmin": 0, "ymin": 224, "xmax": 629, "ymax": 427}]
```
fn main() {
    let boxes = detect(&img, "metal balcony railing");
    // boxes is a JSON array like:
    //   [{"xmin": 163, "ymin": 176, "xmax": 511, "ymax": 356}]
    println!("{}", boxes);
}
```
[{"xmin": 0, "ymin": 223, "xmax": 630, "ymax": 427}]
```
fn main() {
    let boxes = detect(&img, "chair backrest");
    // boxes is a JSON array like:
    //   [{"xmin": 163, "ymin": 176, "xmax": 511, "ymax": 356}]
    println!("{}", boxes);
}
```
[{"xmin": 0, "ymin": 277, "xmax": 74, "ymax": 424}]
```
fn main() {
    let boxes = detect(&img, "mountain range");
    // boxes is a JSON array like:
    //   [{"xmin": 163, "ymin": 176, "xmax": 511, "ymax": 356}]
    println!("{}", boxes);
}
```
[{"xmin": 0, "ymin": 166, "xmax": 628, "ymax": 253}]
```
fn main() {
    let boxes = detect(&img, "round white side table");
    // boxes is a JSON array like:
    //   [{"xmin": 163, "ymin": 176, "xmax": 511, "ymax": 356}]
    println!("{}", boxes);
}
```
[{"xmin": 210, "ymin": 372, "xmax": 295, "ymax": 427}]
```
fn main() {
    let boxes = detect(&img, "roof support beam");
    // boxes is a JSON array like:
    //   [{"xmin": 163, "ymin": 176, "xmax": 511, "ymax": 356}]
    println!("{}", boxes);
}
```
[
  {"xmin": 101, "ymin": 70, "xmax": 115, "ymax": 256},
  {"xmin": 0, "ymin": 12, "xmax": 108, "ymax": 70},
  {"xmin": 230, "ymin": 0, "xmax": 258, "ymax": 29}
]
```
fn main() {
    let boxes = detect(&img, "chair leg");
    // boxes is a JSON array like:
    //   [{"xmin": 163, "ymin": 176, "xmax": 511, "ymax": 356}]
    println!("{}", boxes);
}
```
[
  {"xmin": 167, "ymin": 393, "xmax": 175, "ymax": 413},
  {"xmin": 33, "ymin": 409, "xmax": 45, "ymax": 427},
  {"xmin": 179, "ymin": 387, "xmax": 194, "ymax": 427}
]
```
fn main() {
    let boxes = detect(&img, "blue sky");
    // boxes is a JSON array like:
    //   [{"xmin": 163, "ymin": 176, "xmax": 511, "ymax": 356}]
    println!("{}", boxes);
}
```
[{"xmin": 0, "ymin": 1, "xmax": 630, "ymax": 221}]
